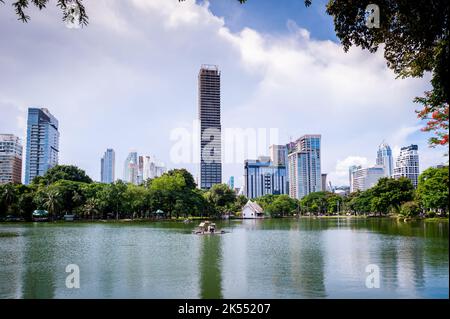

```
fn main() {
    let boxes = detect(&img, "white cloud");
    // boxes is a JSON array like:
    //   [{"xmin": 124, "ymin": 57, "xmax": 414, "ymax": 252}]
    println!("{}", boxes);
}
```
[
  {"xmin": 328, "ymin": 156, "xmax": 369, "ymax": 187},
  {"xmin": 0, "ymin": 0, "xmax": 444, "ymax": 185}
]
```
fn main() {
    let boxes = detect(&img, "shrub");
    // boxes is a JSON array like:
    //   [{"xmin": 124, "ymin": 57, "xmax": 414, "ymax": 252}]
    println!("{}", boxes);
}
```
[{"xmin": 399, "ymin": 201, "xmax": 421, "ymax": 218}]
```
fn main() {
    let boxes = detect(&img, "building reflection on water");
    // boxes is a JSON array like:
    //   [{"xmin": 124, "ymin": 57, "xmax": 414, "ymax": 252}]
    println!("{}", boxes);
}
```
[
  {"xmin": 22, "ymin": 227, "xmax": 56, "ymax": 299},
  {"xmin": 0, "ymin": 219, "xmax": 446, "ymax": 299},
  {"xmin": 288, "ymin": 221, "xmax": 327, "ymax": 298},
  {"xmin": 199, "ymin": 235, "xmax": 223, "ymax": 299}
]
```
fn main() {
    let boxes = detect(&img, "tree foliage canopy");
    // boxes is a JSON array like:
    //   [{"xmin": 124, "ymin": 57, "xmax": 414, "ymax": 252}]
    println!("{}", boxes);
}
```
[
  {"xmin": 1, "ymin": 0, "xmax": 88, "ymax": 26},
  {"xmin": 34, "ymin": 165, "xmax": 93, "ymax": 185},
  {"xmin": 416, "ymin": 166, "xmax": 449, "ymax": 214}
]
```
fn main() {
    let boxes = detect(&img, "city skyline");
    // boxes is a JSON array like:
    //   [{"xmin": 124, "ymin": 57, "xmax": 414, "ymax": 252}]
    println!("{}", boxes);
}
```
[
  {"xmin": 0, "ymin": 0, "xmax": 446, "ymax": 188},
  {"xmin": 0, "ymin": 107, "xmax": 442, "ymax": 187}
]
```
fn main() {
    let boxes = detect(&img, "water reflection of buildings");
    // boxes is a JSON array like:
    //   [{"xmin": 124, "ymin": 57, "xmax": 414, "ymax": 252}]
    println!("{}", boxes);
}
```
[
  {"xmin": 222, "ymin": 224, "xmax": 248, "ymax": 298},
  {"xmin": 0, "ymin": 232, "xmax": 23, "ymax": 298},
  {"xmin": 199, "ymin": 235, "xmax": 223, "ymax": 299},
  {"xmin": 22, "ymin": 228, "xmax": 56, "ymax": 298},
  {"xmin": 396, "ymin": 238, "xmax": 425, "ymax": 296},
  {"xmin": 289, "ymin": 222, "xmax": 326, "ymax": 298}
]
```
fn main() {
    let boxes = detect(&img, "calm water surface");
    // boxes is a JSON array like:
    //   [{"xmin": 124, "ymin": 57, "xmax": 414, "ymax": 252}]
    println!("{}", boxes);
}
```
[{"xmin": 0, "ymin": 218, "xmax": 448, "ymax": 299}]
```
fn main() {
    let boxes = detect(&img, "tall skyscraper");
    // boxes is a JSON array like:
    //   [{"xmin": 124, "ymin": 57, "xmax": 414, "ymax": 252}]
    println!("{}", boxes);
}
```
[
  {"xmin": 350, "ymin": 165, "xmax": 385, "ymax": 192},
  {"xmin": 25, "ymin": 108, "xmax": 59, "ymax": 184},
  {"xmin": 269, "ymin": 144, "xmax": 290, "ymax": 192},
  {"xmin": 0, "ymin": 134, "xmax": 23, "ymax": 184},
  {"xmin": 154, "ymin": 162, "xmax": 166, "ymax": 177},
  {"xmin": 288, "ymin": 135, "xmax": 322, "ymax": 199},
  {"xmin": 376, "ymin": 142, "xmax": 394, "ymax": 177},
  {"xmin": 140, "ymin": 155, "xmax": 166, "ymax": 182},
  {"xmin": 199, "ymin": 65, "xmax": 222, "ymax": 190},
  {"xmin": 100, "ymin": 148, "xmax": 115, "ymax": 183},
  {"xmin": 269, "ymin": 144, "xmax": 288, "ymax": 166},
  {"xmin": 141, "ymin": 155, "xmax": 152, "ymax": 182},
  {"xmin": 349, "ymin": 165, "xmax": 361, "ymax": 191},
  {"xmin": 137, "ymin": 155, "xmax": 144, "ymax": 185},
  {"xmin": 123, "ymin": 151, "xmax": 138, "ymax": 184},
  {"xmin": 244, "ymin": 156, "xmax": 287, "ymax": 199},
  {"xmin": 393, "ymin": 144, "xmax": 420, "ymax": 188}
]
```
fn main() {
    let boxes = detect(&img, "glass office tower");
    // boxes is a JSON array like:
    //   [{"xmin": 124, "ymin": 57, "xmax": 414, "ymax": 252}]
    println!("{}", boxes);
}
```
[
  {"xmin": 24, "ymin": 108, "xmax": 59, "ymax": 184},
  {"xmin": 199, "ymin": 65, "xmax": 222, "ymax": 189}
]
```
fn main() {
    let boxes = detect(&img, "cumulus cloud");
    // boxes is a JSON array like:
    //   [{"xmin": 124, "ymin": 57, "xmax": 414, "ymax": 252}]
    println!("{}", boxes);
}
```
[
  {"xmin": 328, "ymin": 156, "xmax": 369, "ymax": 187},
  {"xmin": 0, "ymin": 0, "xmax": 444, "ymax": 185}
]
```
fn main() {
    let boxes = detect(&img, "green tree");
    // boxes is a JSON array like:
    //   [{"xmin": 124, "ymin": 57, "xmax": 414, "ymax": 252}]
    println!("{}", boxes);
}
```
[
  {"xmin": 205, "ymin": 184, "xmax": 236, "ymax": 217},
  {"xmin": 36, "ymin": 165, "xmax": 93, "ymax": 185},
  {"xmin": 82, "ymin": 197, "xmax": 98, "ymax": 220},
  {"xmin": 255, "ymin": 194, "xmax": 277, "ymax": 210},
  {"xmin": 231, "ymin": 194, "xmax": 248, "ymax": 213},
  {"xmin": 17, "ymin": 190, "xmax": 36, "ymax": 220},
  {"xmin": 348, "ymin": 190, "xmax": 374, "ymax": 215},
  {"xmin": 300, "ymin": 192, "xmax": 330, "ymax": 215},
  {"xmin": 104, "ymin": 180, "xmax": 128, "ymax": 219},
  {"xmin": 266, "ymin": 195, "xmax": 297, "ymax": 217},
  {"xmin": 416, "ymin": 166, "xmax": 449, "ymax": 216},
  {"xmin": 370, "ymin": 177, "xmax": 414, "ymax": 215},
  {"xmin": 165, "ymin": 168, "xmax": 196, "ymax": 189},
  {"xmin": 49, "ymin": 180, "xmax": 84, "ymax": 215},
  {"xmin": 124, "ymin": 184, "xmax": 149, "ymax": 218},
  {"xmin": 0, "ymin": 183, "xmax": 18, "ymax": 216},
  {"xmin": 150, "ymin": 173, "xmax": 186, "ymax": 218},
  {"xmin": 42, "ymin": 189, "xmax": 62, "ymax": 220},
  {"xmin": 399, "ymin": 201, "xmax": 421, "ymax": 218},
  {"xmin": 327, "ymin": 193, "xmax": 344, "ymax": 215}
]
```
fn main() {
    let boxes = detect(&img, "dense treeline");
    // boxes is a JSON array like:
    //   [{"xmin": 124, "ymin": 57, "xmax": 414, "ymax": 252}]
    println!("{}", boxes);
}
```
[
  {"xmin": 0, "ymin": 165, "xmax": 448, "ymax": 221},
  {"xmin": 0, "ymin": 165, "xmax": 244, "ymax": 221},
  {"xmin": 255, "ymin": 166, "xmax": 449, "ymax": 218}
]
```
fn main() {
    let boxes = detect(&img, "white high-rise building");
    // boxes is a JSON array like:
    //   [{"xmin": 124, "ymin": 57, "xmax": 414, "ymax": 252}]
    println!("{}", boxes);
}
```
[
  {"xmin": 138, "ymin": 155, "xmax": 166, "ymax": 183},
  {"xmin": 393, "ymin": 144, "xmax": 420, "ymax": 188},
  {"xmin": 269, "ymin": 144, "xmax": 288, "ymax": 166},
  {"xmin": 288, "ymin": 135, "xmax": 322, "ymax": 199},
  {"xmin": 0, "ymin": 134, "xmax": 22, "ymax": 184},
  {"xmin": 376, "ymin": 142, "xmax": 394, "ymax": 177},
  {"xmin": 350, "ymin": 165, "xmax": 385, "ymax": 192},
  {"xmin": 123, "ymin": 152, "xmax": 138, "ymax": 184}
]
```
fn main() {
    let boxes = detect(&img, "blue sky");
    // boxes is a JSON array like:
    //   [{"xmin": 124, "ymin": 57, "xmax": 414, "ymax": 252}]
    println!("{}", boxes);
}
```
[
  {"xmin": 208, "ymin": 0, "xmax": 336, "ymax": 40},
  {"xmin": 0, "ymin": 0, "xmax": 446, "ymax": 187}
]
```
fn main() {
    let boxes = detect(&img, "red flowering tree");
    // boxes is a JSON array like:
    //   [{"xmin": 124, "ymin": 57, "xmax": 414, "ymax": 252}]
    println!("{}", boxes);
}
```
[{"xmin": 415, "ymin": 92, "xmax": 449, "ymax": 146}]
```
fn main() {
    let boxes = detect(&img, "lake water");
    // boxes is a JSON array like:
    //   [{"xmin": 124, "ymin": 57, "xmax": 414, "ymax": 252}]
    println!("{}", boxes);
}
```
[{"xmin": 0, "ymin": 218, "xmax": 448, "ymax": 299}]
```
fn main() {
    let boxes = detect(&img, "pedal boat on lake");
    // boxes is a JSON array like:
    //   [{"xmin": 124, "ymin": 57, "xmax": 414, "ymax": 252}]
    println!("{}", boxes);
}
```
[{"xmin": 192, "ymin": 221, "xmax": 226, "ymax": 235}]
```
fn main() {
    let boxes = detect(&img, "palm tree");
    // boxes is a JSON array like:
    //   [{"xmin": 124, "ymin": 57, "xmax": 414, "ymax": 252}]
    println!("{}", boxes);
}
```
[
  {"xmin": 72, "ymin": 191, "xmax": 82, "ymax": 210},
  {"xmin": 83, "ymin": 198, "xmax": 98, "ymax": 220},
  {"xmin": 43, "ymin": 190, "xmax": 62, "ymax": 221},
  {"xmin": 2, "ymin": 184, "xmax": 17, "ymax": 215}
]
